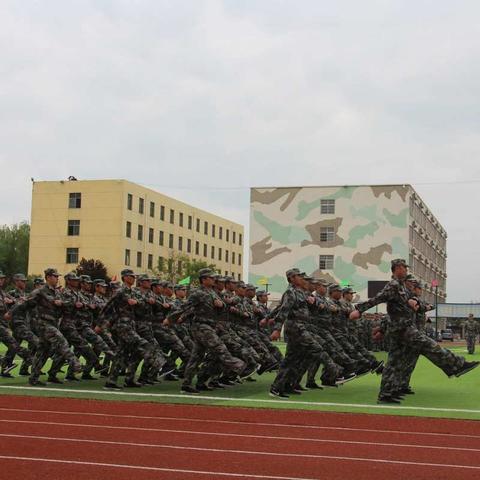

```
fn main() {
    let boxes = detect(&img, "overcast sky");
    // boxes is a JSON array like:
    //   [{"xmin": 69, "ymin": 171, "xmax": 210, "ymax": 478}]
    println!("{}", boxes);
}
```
[{"xmin": 1, "ymin": 1, "xmax": 479, "ymax": 302}]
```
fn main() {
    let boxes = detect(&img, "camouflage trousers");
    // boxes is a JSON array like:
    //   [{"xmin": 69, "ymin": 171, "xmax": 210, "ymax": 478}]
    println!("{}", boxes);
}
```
[
  {"xmin": 31, "ymin": 320, "xmax": 81, "ymax": 381},
  {"xmin": 60, "ymin": 320, "xmax": 99, "ymax": 376},
  {"xmin": 77, "ymin": 323, "xmax": 114, "ymax": 357},
  {"xmin": 108, "ymin": 320, "xmax": 164, "ymax": 384},
  {"xmin": 235, "ymin": 325, "xmax": 276, "ymax": 366},
  {"xmin": 153, "ymin": 323, "xmax": 191, "ymax": 372},
  {"xmin": 0, "ymin": 323, "xmax": 31, "ymax": 371},
  {"xmin": 182, "ymin": 323, "xmax": 245, "ymax": 387},
  {"xmin": 173, "ymin": 323, "xmax": 194, "ymax": 352},
  {"xmin": 332, "ymin": 329, "xmax": 371, "ymax": 370},
  {"xmin": 135, "ymin": 321, "xmax": 165, "ymax": 381},
  {"xmin": 379, "ymin": 326, "xmax": 466, "ymax": 397},
  {"xmin": 466, "ymin": 335, "xmax": 476, "ymax": 355},
  {"xmin": 257, "ymin": 329, "xmax": 283, "ymax": 364},
  {"xmin": 272, "ymin": 320, "xmax": 341, "ymax": 392},
  {"xmin": 4, "ymin": 318, "xmax": 38, "ymax": 372}
]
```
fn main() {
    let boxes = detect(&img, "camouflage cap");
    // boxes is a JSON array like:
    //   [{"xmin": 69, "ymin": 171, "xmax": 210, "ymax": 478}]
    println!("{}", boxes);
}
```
[
  {"xmin": 137, "ymin": 274, "xmax": 152, "ymax": 282},
  {"xmin": 33, "ymin": 277, "xmax": 45, "ymax": 285},
  {"xmin": 413, "ymin": 281, "xmax": 424, "ymax": 289},
  {"xmin": 198, "ymin": 268, "xmax": 215, "ymax": 279},
  {"xmin": 13, "ymin": 273, "xmax": 27, "ymax": 282},
  {"xmin": 0, "ymin": 271, "xmax": 5, "ymax": 278},
  {"xmin": 79, "ymin": 275, "xmax": 92, "ymax": 283},
  {"xmin": 120, "ymin": 269, "xmax": 136, "ymax": 277},
  {"xmin": 303, "ymin": 275, "xmax": 314, "ymax": 282},
  {"xmin": 405, "ymin": 274, "xmax": 416, "ymax": 282},
  {"xmin": 44, "ymin": 268, "xmax": 61, "ymax": 277},
  {"xmin": 109, "ymin": 281, "xmax": 121, "ymax": 288},
  {"xmin": 256, "ymin": 290, "xmax": 270, "ymax": 297},
  {"xmin": 236, "ymin": 281, "xmax": 246, "ymax": 288},
  {"xmin": 215, "ymin": 276, "xmax": 226, "ymax": 283},
  {"xmin": 150, "ymin": 278, "xmax": 163, "ymax": 287},
  {"xmin": 245, "ymin": 284, "xmax": 256, "ymax": 291},
  {"xmin": 223, "ymin": 276, "xmax": 236, "ymax": 283},
  {"xmin": 174, "ymin": 284, "xmax": 187, "ymax": 290},
  {"xmin": 342, "ymin": 287, "xmax": 357, "ymax": 295},
  {"xmin": 316, "ymin": 279, "xmax": 329, "ymax": 287},
  {"xmin": 391, "ymin": 258, "xmax": 409, "ymax": 268},
  {"xmin": 93, "ymin": 279, "xmax": 108, "ymax": 287},
  {"xmin": 64, "ymin": 272, "xmax": 80, "ymax": 281},
  {"xmin": 164, "ymin": 282, "xmax": 174, "ymax": 289},
  {"xmin": 328, "ymin": 283, "xmax": 342, "ymax": 293},
  {"xmin": 286, "ymin": 268, "xmax": 301, "ymax": 279}
]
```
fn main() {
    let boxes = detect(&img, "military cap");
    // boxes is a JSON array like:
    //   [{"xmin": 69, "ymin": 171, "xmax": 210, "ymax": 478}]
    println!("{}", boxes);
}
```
[
  {"xmin": 151, "ymin": 278, "xmax": 163, "ymax": 287},
  {"xmin": 316, "ymin": 279, "xmax": 329, "ymax": 286},
  {"xmin": 303, "ymin": 275, "xmax": 314, "ymax": 282},
  {"xmin": 256, "ymin": 290, "xmax": 270, "ymax": 297},
  {"xmin": 405, "ymin": 274, "xmax": 416, "ymax": 282},
  {"xmin": 33, "ymin": 277, "xmax": 45, "ymax": 285},
  {"xmin": 120, "ymin": 268, "xmax": 136, "ymax": 277},
  {"xmin": 236, "ymin": 281, "xmax": 246, "ymax": 288},
  {"xmin": 64, "ymin": 272, "xmax": 80, "ymax": 281},
  {"xmin": 79, "ymin": 275, "xmax": 92, "ymax": 283},
  {"xmin": 164, "ymin": 282, "xmax": 174, "ymax": 289},
  {"xmin": 13, "ymin": 273, "xmax": 27, "ymax": 282},
  {"xmin": 93, "ymin": 279, "xmax": 108, "ymax": 287},
  {"xmin": 286, "ymin": 268, "xmax": 301, "ymax": 279},
  {"xmin": 215, "ymin": 276, "xmax": 226, "ymax": 283},
  {"xmin": 198, "ymin": 268, "xmax": 215, "ymax": 279},
  {"xmin": 413, "ymin": 281, "xmax": 424, "ymax": 289},
  {"xmin": 174, "ymin": 284, "xmax": 187, "ymax": 290},
  {"xmin": 310, "ymin": 279, "xmax": 321, "ymax": 285},
  {"xmin": 109, "ymin": 281, "xmax": 121, "ymax": 288},
  {"xmin": 391, "ymin": 258, "xmax": 409, "ymax": 268},
  {"xmin": 342, "ymin": 287, "xmax": 357, "ymax": 295},
  {"xmin": 245, "ymin": 284, "xmax": 256, "ymax": 291},
  {"xmin": 223, "ymin": 276, "xmax": 235, "ymax": 283},
  {"xmin": 44, "ymin": 268, "xmax": 61, "ymax": 277},
  {"xmin": 328, "ymin": 283, "xmax": 342, "ymax": 293},
  {"xmin": 0, "ymin": 271, "xmax": 5, "ymax": 278},
  {"xmin": 137, "ymin": 274, "xmax": 152, "ymax": 282}
]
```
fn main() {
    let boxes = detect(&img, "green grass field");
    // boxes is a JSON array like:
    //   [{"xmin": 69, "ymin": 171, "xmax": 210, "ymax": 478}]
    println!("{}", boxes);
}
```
[{"xmin": 1, "ymin": 343, "xmax": 480, "ymax": 421}]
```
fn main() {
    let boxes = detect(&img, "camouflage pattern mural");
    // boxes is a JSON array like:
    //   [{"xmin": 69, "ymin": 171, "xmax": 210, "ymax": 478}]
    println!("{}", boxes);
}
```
[{"xmin": 249, "ymin": 185, "xmax": 414, "ymax": 302}]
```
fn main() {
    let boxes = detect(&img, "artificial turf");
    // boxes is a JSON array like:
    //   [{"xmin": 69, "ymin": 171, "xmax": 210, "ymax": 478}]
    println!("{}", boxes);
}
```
[{"xmin": 1, "ymin": 343, "xmax": 480, "ymax": 421}]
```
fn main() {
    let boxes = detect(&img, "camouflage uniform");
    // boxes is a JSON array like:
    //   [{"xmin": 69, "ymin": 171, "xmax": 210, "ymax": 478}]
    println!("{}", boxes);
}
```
[
  {"xmin": 465, "ymin": 318, "xmax": 478, "ymax": 355},
  {"xmin": 355, "ymin": 276, "xmax": 466, "ymax": 400},
  {"xmin": 181, "ymin": 284, "xmax": 245, "ymax": 389},
  {"xmin": 91, "ymin": 289, "xmax": 117, "ymax": 369},
  {"xmin": 271, "ymin": 284, "xmax": 341, "ymax": 393},
  {"xmin": 11, "ymin": 282, "xmax": 82, "ymax": 383}
]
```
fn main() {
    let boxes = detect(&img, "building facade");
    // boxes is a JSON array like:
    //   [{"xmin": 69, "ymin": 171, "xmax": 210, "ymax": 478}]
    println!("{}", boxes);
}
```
[
  {"xmin": 249, "ymin": 185, "xmax": 447, "ymax": 305},
  {"xmin": 29, "ymin": 179, "xmax": 244, "ymax": 279}
]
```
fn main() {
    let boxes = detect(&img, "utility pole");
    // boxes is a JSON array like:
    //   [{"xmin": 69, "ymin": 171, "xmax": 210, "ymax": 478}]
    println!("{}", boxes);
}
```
[{"xmin": 432, "ymin": 279, "xmax": 439, "ymax": 338}]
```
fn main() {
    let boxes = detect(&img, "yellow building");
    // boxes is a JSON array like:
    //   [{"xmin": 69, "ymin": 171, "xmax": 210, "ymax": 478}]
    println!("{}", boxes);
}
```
[{"xmin": 28, "ymin": 179, "xmax": 245, "ymax": 280}]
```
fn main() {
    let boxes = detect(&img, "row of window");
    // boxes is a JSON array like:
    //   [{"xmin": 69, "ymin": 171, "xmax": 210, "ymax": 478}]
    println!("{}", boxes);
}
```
[
  {"xmin": 410, "ymin": 198, "xmax": 447, "ymax": 249},
  {"xmin": 410, "ymin": 254, "xmax": 446, "ymax": 291},
  {"xmin": 409, "ymin": 226, "xmax": 447, "ymax": 272},
  {"xmin": 126, "ymin": 194, "xmax": 242, "ymax": 244}
]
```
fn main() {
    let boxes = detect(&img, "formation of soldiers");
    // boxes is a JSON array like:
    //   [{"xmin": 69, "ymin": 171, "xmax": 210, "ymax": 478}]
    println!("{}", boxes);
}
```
[{"xmin": 0, "ymin": 259, "xmax": 478, "ymax": 404}]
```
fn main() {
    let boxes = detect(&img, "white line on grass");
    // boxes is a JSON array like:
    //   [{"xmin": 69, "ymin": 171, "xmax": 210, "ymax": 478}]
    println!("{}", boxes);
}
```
[
  {"xmin": 1, "ymin": 385, "xmax": 480, "ymax": 415},
  {"xmin": 1, "ymin": 453, "xmax": 480, "ymax": 473},
  {"xmin": 1, "ymin": 432, "xmax": 480, "ymax": 454}
]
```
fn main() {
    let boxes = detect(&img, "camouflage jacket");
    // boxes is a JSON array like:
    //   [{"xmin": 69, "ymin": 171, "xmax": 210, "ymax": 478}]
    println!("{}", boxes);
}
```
[
  {"xmin": 355, "ymin": 278, "xmax": 413, "ymax": 330},
  {"xmin": 182, "ymin": 286, "xmax": 224, "ymax": 327},
  {"xmin": 271, "ymin": 285, "xmax": 311, "ymax": 330},
  {"xmin": 133, "ymin": 288, "xmax": 155, "ymax": 323},
  {"xmin": 152, "ymin": 293, "xmax": 173, "ymax": 324},
  {"xmin": 60, "ymin": 287, "xmax": 81, "ymax": 323},
  {"xmin": 76, "ymin": 290, "xmax": 96, "ymax": 328},
  {"xmin": 101, "ymin": 285, "xmax": 138, "ymax": 324},
  {"xmin": 465, "ymin": 319, "xmax": 478, "ymax": 336},
  {"xmin": 92, "ymin": 293, "xmax": 108, "ymax": 328}
]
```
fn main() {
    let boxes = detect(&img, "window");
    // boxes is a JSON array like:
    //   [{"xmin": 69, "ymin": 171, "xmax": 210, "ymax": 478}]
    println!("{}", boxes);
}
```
[
  {"xmin": 211, "ymin": 245, "xmax": 215, "ymax": 259},
  {"xmin": 203, "ymin": 243, "xmax": 207, "ymax": 257},
  {"xmin": 219, "ymin": 226, "xmax": 223, "ymax": 240},
  {"xmin": 212, "ymin": 224, "xmax": 216, "ymax": 237},
  {"xmin": 187, "ymin": 238, "xmax": 192, "ymax": 253},
  {"xmin": 137, "ymin": 225, "xmax": 143, "ymax": 241},
  {"xmin": 66, "ymin": 248, "xmax": 78, "ymax": 264},
  {"xmin": 321, "ymin": 199, "xmax": 335, "ymax": 214},
  {"xmin": 148, "ymin": 254, "xmax": 153, "ymax": 270},
  {"xmin": 126, "ymin": 221, "xmax": 132, "ymax": 238},
  {"xmin": 170, "ymin": 209, "xmax": 175, "ymax": 224},
  {"xmin": 137, "ymin": 252, "xmax": 142, "ymax": 268},
  {"xmin": 225, "ymin": 250, "xmax": 229, "ymax": 263},
  {"xmin": 69, "ymin": 192, "xmax": 81, "ymax": 209},
  {"xmin": 125, "ymin": 249, "xmax": 131, "ymax": 266},
  {"xmin": 148, "ymin": 228, "xmax": 154, "ymax": 243},
  {"xmin": 238, "ymin": 273, "xmax": 241, "ymax": 281},
  {"xmin": 139, "ymin": 198, "xmax": 144, "ymax": 214},
  {"xmin": 320, "ymin": 227, "xmax": 335, "ymax": 242},
  {"xmin": 158, "ymin": 257, "xmax": 164, "ymax": 270},
  {"xmin": 218, "ymin": 248, "xmax": 222, "ymax": 261},
  {"xmin": 67, "ymin": 220, "xmax": 80, "ymax": 236},
  {"xmin": 196, "ymin": 218, "xmax": 200, "ymax": 232},
  {"xmin": 188, "ymin": 215, "xmax": 192, "ymax": 230},
  {"xmin": 150, "ymin": 202, "xmax": 155, "ymax": 218},
  {"xmin": 160, "ymin": 205, "xmax": 165, "ymax": 221},
  {"xmin": 226, "ymin": 229, "xmax": 230, "ymax": 242},
  {"xmin": 168, "ymin": 259, "xmax": 173, "ymax": 273},
  {"xmin": 238, "ymin": 253, "xmax": 242, "ymax": 266},
  {"xmin": 232, "ymin": 252, "xmax": 236, "ymax": 264},
  {"xmin": 178, "ymin": 236, "xmax": 183, "ymax": 251},
  {"xmin": 225, "ymin": 271, "xmax": 228, "ymax": 276},
  {"xmin": 179, "ymin": 212, "xmax": 184, "ymax": 227},
  {"xmin": 169, "ymin": 234, "xmax": 174, "ymax": 249},
  {"xmin": 232, "ymin": 231, "xmax": 236, "ymax": 244},
  {"xmin": 319, "ymin": 255, "xmax": 334, "ymax": 270},
  {"xmin": 239, "ymin": 233, "xmax": 243, "ymax": 246},
  {"xmin": 195, "ymin": 241, "xmax": 200, "ymax": 255},
  {"xmin": 178, "ymin": 260, "xmax": 182, "ymax": 272},
  {"xmin": 159, "ymin": 230, "xmax": 164, "ymax": 246},
  {"xmin": 204, "ymin": 221, "xmax": 208, "ymax": 235},
  {"xmin": 127, "ymin": 194, "xmax": 133, "ymax": 211}
]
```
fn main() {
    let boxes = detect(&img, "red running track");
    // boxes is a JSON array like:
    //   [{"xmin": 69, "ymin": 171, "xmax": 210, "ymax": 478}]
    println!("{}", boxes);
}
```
[{"xmin": 0, "ymin": 395, "xmax": 480, "ymax": 479}]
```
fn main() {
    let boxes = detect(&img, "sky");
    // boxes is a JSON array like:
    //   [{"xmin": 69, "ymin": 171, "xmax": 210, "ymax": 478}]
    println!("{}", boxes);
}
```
[{"xmin": 1, "ymin": 0, "xmax": 480, "ymax": 302}]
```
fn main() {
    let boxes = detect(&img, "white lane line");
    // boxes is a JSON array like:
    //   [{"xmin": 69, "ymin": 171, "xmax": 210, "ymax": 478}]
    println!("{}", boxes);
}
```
[
  {"xmin": 1, "ymin": 407, "xmax": 479, "ymax": 440},
  {"xmin": 1, "ymin": 453, "xmax": 480, "ymax": 473},
  {"xmin": 2, "ymin": 407, "xmax": 479, "ymax": 440},
  {"xmin": 0, "ymin": 455, "xmax": 318, "ymax": 479},
  {"xmin": 2, "ymin": 432, "xmax": 480, "ymax": 455},
  {"xmin": 1, "ymin": 419, "xmax": 479, "ymax": 452},
  {"xmin": 1, "ymin": 385, "xmax": 480, "ymax": 415}
]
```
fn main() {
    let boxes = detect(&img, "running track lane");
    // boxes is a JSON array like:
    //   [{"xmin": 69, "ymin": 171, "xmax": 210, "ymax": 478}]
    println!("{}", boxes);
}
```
[{"xmin": 0, "ymin": 396, "xmax": 480, "ymax": 479}]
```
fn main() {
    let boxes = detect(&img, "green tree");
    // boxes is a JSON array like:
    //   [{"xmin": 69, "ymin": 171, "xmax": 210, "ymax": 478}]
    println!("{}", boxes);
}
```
[
  {"xmin": 154, "ymin": 251, "xmax": 217, "ymax": 286},
  {"xmin": 76, "ymin": 258, "xmax": 111, "ymax": 282},
  {"xmin": 0, "ymin": 222, "xmax": 30, "ymax": 277}
]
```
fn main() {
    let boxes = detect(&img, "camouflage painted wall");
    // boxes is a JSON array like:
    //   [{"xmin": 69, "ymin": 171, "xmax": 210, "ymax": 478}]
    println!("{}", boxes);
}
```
[{"xmin": 249, "ymin": 185, "xmax": 411, "ymax": 302}]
